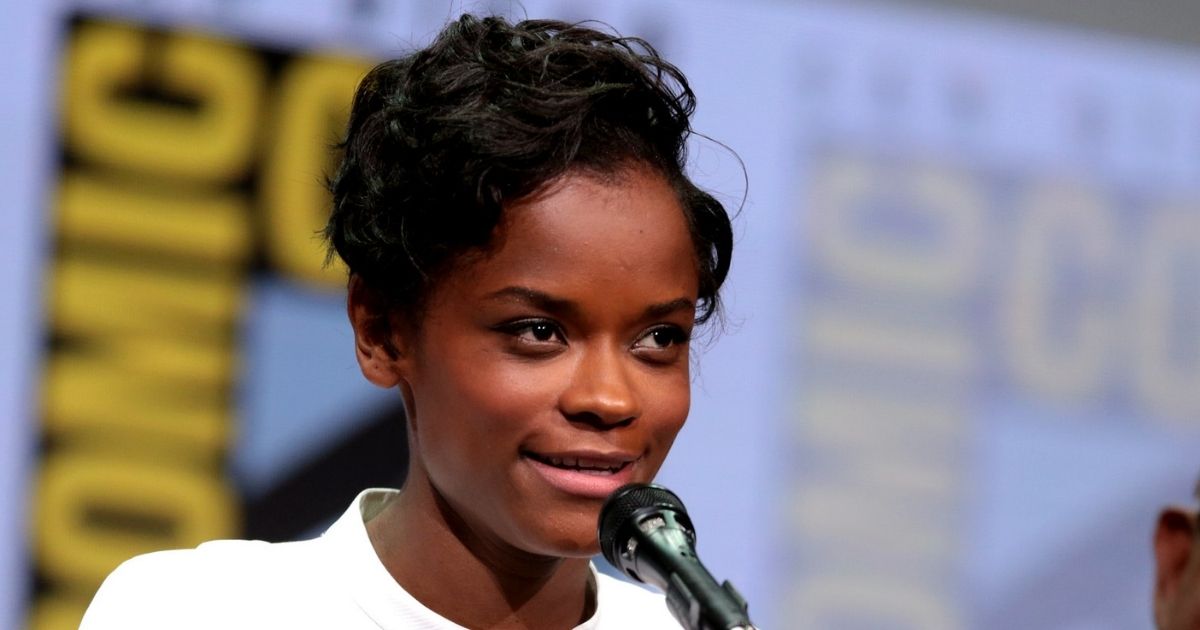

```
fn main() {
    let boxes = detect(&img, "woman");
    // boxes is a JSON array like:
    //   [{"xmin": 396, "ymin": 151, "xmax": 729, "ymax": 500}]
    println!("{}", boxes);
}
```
[
  {"xmin": 81, "ymin": 14, "xmax": 732, "ymax": 629},
  {"xmin": 1153, "ymin": 478, "xmax": 1200, "ymax": 630}
]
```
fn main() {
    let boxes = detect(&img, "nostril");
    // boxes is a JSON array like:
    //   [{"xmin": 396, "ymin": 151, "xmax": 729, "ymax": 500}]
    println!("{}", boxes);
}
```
[{"xmin": 558, "ymin": 349, "xmax": 642, "ymax": 424}]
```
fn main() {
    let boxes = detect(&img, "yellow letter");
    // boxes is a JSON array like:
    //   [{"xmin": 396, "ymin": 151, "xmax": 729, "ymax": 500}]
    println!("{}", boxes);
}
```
[
  {"xmin": 261, "ymin": 55, "xmax": 369, "ymax": 287},
  {"xmin": 62, "ymin": 23, "xmax": 264, "ymax": 182}
]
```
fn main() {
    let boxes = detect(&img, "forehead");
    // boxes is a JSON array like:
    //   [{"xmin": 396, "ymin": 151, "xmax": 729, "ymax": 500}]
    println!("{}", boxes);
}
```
[{"xmin": 439, "ymin": 167, "xmax": 700, "ymax": 308}]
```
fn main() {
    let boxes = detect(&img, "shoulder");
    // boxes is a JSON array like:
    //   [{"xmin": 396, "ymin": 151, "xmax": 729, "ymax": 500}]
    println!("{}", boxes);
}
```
[
  {"xmin": 592, "ymin": 571, "xmax": 678, "ymax": 629},
  {"xmin": 79, "ymin": 539, "xmax": 326, "ymax": 630}
]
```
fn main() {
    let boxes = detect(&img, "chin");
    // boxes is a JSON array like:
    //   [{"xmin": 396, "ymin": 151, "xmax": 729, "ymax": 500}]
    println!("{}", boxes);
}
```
[
  {"xmin": 544, "ymin": 540, "xmax": 602, "ymax": 560},
  {"xmin": 525, "ymin": 515, "xmax": 603, "ymax": 559}
]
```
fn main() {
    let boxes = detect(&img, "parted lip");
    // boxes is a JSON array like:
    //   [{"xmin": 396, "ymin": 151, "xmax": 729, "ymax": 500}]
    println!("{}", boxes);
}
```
[
  {"xmin": 521, "ymin": 447, "xmax": 642, "ymax": 499},
  {"xmin": 520, "ymin": 449, "xmax": 638, "ymax": 471}
]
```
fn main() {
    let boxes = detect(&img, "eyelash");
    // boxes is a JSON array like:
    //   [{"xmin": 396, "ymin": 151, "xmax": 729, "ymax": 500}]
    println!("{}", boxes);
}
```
[
  {"xmin": 498, "ymin": 319, "xmax": 565, "ymax": 345},
  {"xmin": 494, "ymin": 319, "xmax": 691, "ymax": 354},
  {"xmin": 636, "ymin": 326, "xmax": 691, "ymax": 350}
]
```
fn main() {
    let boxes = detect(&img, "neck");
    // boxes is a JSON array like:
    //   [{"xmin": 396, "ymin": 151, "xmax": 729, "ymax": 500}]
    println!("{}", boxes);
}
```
[{"xmin": 366, "ymin": 472, "xmax": 596, "ymax": 629}]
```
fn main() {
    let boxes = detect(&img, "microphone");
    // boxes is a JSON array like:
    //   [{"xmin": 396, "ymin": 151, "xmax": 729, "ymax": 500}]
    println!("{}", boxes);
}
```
[{"xmin": 598, "ymin": 483, "xmax": 757, "ymax": 630}]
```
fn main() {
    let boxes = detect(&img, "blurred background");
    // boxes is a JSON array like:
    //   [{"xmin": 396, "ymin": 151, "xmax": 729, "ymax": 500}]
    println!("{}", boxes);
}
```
[{"xmin": 3, "ymin": 0, "xmax": 1200, "ymax": 628}]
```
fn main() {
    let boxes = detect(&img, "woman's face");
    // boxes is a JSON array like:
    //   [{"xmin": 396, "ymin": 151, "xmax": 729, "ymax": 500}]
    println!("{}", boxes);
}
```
[{"xmin": 384, "ymin": 165, "xmax": 699, "ymax": 558}]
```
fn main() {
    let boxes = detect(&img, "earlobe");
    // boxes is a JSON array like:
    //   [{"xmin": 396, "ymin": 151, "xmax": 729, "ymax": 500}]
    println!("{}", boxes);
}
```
[
  {"xmin": 1154, "ymin": 507, "xmax": 1197, "ymax": 629},
  {"xmin": 347, "ymin": 275, "xmax": 409, "ymax": 389}
]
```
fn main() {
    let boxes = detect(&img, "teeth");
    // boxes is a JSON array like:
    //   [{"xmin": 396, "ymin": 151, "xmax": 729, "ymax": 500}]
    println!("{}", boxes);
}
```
[{"xmin": 538, "ymin": 454, "xmax": 623, "ymax": 473}]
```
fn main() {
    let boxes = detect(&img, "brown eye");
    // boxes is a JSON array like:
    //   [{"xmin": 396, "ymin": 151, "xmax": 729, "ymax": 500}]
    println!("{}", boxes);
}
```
[
  {"xmin": 527, "ymin": 323, "xmax": 557, "ymax": 342},
  {"xmin": 495, "ymin": 319, "xmax": 567, "ymax": 347},
  {"xmin": 635, "ymin": 326, "xmax": 690, "ymax": 350}
]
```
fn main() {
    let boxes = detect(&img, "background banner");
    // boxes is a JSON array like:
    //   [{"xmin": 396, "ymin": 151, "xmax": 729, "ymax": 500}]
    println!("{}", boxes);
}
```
[{"xmin": 3, "ymin": 1, "xmax": 1199, "ymax": 628}]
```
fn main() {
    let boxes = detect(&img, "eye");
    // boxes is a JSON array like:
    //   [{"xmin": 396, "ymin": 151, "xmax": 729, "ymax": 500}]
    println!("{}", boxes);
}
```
[
  {"xmin": 633, "ymin": 325, "xmax": 690, "ymax": 351},
  {"xmin": 495, "ymin": 318, "xmax": 567, "ymax": 349},
  {"xmin": 520, "ymin": 321, "xmax": 561, "ymax": 343}
]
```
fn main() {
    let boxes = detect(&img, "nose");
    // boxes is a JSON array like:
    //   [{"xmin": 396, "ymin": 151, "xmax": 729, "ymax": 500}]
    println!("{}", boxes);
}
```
[{"xmin": 559, "ymin": 342, "xmax": 641, "ymax": 427}]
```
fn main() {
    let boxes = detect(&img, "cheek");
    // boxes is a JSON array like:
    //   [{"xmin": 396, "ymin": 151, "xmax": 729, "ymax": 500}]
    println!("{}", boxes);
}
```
[
  {"xmin": 641, "ymin": 370, "xmax": 691, "ymax": 454},
  {"xmin": 414, "ymin": 351, "xmax": 565, "ymax": 446}
]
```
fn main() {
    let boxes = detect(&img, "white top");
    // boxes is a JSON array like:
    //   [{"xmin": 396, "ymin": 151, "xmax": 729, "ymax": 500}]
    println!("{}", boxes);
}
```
[{"xmin": 79, "ymin": 489, "xmax": 679, "ymax": 629}]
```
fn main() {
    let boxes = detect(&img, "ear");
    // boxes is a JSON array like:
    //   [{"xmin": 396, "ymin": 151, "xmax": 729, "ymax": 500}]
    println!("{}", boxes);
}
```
[
  {"xmin": 347, "ymin": 275, "xmax": 411, "ymax": 389},
  {"xmin": 1154, "ymin": 507, "xmax": 1198, "ymax": 629}
]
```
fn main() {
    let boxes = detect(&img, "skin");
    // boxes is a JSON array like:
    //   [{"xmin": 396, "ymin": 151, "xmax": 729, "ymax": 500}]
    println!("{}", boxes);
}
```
[
  {"xmin": 1155, "ymin": 507, "xmax": 1200, "ymax": 630},
  {"xmin": 348, "ymin": 165, "xmax": 701, "ymax": 629}
]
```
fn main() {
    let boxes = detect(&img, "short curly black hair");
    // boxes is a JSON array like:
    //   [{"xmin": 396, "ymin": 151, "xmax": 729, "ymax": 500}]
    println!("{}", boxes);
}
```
[{"xmin": 326, "ymin": 14, "xmax": 733, "ymax": 326}]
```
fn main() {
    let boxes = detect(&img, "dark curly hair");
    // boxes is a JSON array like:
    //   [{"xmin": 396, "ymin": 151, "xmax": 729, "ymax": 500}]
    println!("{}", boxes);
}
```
[{"xmin": 326, "ymin": 14, "xmax": 733, "ymax": 328}]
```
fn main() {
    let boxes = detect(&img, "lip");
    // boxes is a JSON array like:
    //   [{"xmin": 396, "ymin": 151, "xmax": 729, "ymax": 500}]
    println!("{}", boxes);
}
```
[{"xmin": 521, "ymin": 450, "xmax": 639, "ymax": 499}]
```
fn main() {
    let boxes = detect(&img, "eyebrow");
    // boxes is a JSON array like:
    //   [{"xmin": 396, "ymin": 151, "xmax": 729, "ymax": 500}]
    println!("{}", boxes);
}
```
[
  {"xmin": 642, "ymin": 297, "xmax": 696, "ymax": 320},
  {"xmin": 485, "ymin": 286, "xmax": 695, "ymax": 321}
]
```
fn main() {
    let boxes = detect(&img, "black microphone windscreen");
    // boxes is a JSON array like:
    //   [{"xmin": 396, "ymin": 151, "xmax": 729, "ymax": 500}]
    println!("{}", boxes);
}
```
[{"xmin": 598, "ymin": 483, "xmax": 689, "ymax": 568}]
